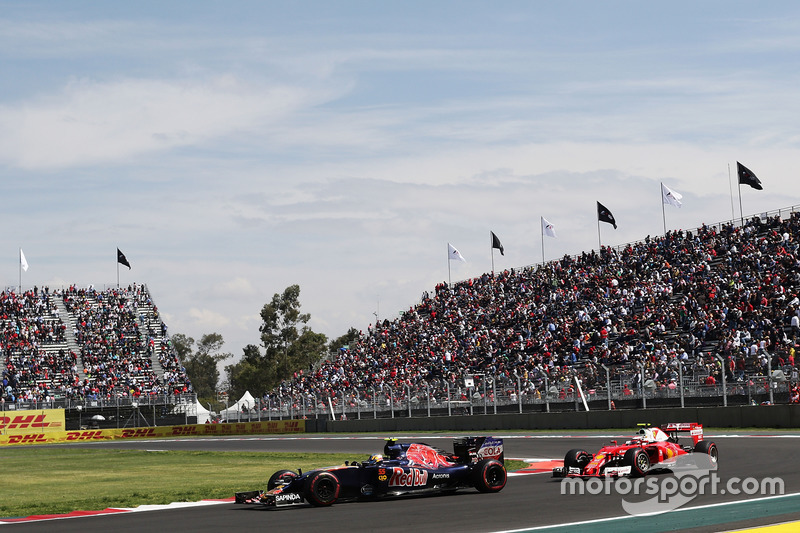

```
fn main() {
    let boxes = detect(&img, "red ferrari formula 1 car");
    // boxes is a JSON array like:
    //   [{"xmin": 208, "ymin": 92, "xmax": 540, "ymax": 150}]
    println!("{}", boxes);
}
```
[{"xmin": 552, "ymin": 423, "xmax": 718, "ymax": 478}]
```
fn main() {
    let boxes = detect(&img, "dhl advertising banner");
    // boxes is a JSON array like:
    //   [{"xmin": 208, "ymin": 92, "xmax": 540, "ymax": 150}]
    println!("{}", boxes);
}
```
[
  {"xmin": 0, "ymin": 409, "xmax": 65, "ymax": 435},
  {"xmin": 1, "ymin": 418, "xmax": 303, "ymax": 446}
]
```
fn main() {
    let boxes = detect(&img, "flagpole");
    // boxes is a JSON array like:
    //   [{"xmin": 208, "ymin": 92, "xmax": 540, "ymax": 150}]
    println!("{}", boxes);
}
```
[
  {"xmin": 18, "ymin": 247, "xmax": 22, "ymax": 294},
  {"xmin": 117, "ymin": 248, "xmax": 120, "ymax": 288},
  {"xmin": 661, "ymin": 182, "xmax": 667, "ymax": 235},
  {"xmin": 541, "ymin": 217, "xmax": 546, "ymax": 265},
  {"xmin": 490, "ymin": 231, "xmax": 495, "ymax": 276},
  {"xmin": 447, "ymin": 243, "xmax": 451, "ymax": 286},
  {"xmin": 728, "ymin": 163, "xmax": 735, "ymax": 223},
  {"xmin": 737, "ymin": 174, "xmax": 744, "ymax": 228}
]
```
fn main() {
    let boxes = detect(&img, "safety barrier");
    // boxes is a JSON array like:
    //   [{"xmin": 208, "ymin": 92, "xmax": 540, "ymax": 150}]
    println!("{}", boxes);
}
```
[
  {"xmin": 0, "ymin": 409, "xmax": 65, "ymax": 435},
  {"xmin": 325, "ymin": 404, "xmax": 800, "ymax": 433},
  {"xmin": 0, "ymin": 419, "xmax": 304, "ymax": 446}
]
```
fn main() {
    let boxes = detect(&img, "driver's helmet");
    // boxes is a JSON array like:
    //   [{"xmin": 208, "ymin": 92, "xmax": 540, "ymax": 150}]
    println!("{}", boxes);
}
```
[
  {"xmin": 368, "ymin": 453, "xmax": 383, "ymax": 464},
  {"xmin": 638, "ymin": 427, "xmax": 667, "ymax": 442}
]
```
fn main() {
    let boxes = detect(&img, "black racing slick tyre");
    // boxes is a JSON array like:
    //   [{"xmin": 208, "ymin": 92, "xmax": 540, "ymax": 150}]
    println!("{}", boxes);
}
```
[
  {"xmin": 304, "ymin": 471, "xmax": 341, "ymax": 506},
  {"xmin": 473, "ymin": 459, "xmax": 507, "ymax": 493},
  {"xmin": 267, "ymin": 469, "xmax": 299, "ymax": 490},
  {"xmin": 693, "ymin": 440, "xmax": 719, "ymax": 469},
  {"xmin": 624, "ymin": 448, "xmax": 650, "ymax": 478},
  {"xmin": 564, "ymin": 449, "xmax": 592, "ymax": 472}
]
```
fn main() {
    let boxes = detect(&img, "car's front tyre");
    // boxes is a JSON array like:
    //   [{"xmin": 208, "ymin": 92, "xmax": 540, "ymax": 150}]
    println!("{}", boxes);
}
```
[
  {"xmin": 564, "ymin": 449, "xmax": 592, "ymax": 473},
  {"xmin": 624, "ymin": 448, "xmax": 650, "ymax": 477},
  {"xmin": 267, "ymin": 469, "xmax": 299, "ymax": 490},
  {"xmin": 304, "ymin": 471, "xmax": 341, "ymax": 506}
]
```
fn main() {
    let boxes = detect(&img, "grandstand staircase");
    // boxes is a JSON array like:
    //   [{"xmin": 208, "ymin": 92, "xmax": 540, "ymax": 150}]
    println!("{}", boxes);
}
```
[
  {"xmin": 136, "ymin": 300, "xmax": 165, "ymax": 377},
  {"xmin": 53, "ymin": 296, "xmax": 86, "ymax": 382}
]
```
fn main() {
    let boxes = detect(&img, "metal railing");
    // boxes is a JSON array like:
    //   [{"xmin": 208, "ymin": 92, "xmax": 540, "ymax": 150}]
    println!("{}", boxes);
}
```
[
  {"xmin": 3, "ymin": 371, "xmax": 792, "ymax": 426},
  {"xmin": 0, "ymin": 393, "xmax": 198, "ymax": 413},
  {"xmin": 230, "ymin": 369, "xmax": 797, "ymax": 421}
]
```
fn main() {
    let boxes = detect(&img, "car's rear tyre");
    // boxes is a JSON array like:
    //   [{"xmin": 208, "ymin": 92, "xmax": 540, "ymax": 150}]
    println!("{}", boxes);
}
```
[
  {"xmin": 623, "ymin": 448, "xmax": 650, "ymax": 477},
  {"xmin": 473, "ymin": 459, "xmax": 507, "ymax": 493},
  {"xmin": 564, "ymin": 449, "xmax": 592, "ymax": 472},
  {"xmin": 693, "ymin": 440, "xmax": 719, "ymax": 468},
  {"xmin": 304, "ymin": 471, "xmax": 341, "ymax": 506},
  {"xmin": 267, "ymin": 469, "xmax": 299, "ymax": 490}
]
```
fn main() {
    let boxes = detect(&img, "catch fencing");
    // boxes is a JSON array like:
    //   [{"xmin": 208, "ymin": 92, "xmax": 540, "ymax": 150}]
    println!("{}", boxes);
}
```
[
  {"xmin": 224, "ymin": 371, "xmax": 796, "ymax": 422},
  {"xmin": 2, "ymin": 375, "xmax": 796, "ymax": 425}
]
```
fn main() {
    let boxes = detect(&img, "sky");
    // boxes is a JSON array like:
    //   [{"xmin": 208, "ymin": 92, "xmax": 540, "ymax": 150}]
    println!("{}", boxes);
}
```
[{"xmin": 3, "ymin": 1, "xmax": 800, "ymax": 370}]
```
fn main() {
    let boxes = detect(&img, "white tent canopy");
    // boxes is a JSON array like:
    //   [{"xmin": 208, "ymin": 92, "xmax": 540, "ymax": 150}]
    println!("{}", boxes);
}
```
[
  {"xmin": 220, "ymin": 391, "xmax": 258, "ymax": 420},
  {"xmin": 194, "ymin": 401, "xmax": 212, "ymax": 424},
  {"xmin": 173, "ymin": 399, "xmax": 213, "ymax": 424}
]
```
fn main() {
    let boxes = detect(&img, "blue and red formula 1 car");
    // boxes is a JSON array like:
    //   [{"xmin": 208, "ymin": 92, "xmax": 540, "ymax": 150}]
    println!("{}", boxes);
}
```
[
  {"xmin": 552, "ymin": 423, "xmax": 719, "ymax": 478},
  {"xmin": 235, "ymin": 436, "xmax": 507, "ymax": 508}
]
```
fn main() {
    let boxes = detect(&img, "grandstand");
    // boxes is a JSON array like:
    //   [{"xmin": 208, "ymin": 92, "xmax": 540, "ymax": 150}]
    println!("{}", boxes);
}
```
[
  {"xmin": 4, "ymin": 207, "xmax": 800, "ymax": 421},
  {"xmin": 1, "ymin": 283, "xmax": 192, "ymax": 409},
  {"xmin": 258, "ymin": 206, "xmax": 800, "ymax": 417}
]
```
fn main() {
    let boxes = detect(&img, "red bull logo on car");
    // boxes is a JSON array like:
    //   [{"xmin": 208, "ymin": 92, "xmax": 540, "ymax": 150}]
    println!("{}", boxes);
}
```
[{"xmin": 388, "ymin": 468, "xmax": 429, "ymax": 488}]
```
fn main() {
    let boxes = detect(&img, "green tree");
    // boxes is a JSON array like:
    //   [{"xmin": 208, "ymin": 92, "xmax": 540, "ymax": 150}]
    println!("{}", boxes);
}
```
[
  {"xmin": 181, "ymin": 332, "xmax": 232, "ymax": 400},
  {"xmin": 259, "ymin": 285, "xmax": 308, "ymax": 376},
  {"xmin": 328, "ymin": 327, "xmax": 361, "ymax": 357},
  {"xmin": 225, "ymin": 285, "xmax": 328, "ymax": 396},
  {"xmin": 171, "ymin": 333, "xmax": 194, "ymax": 361},
  {"xmin": 290, "ymin": 329, "xmax": 328, "ymax": 372},
  {"xmin": 225, "ymin": 344, "xmax": 273, "ymax": 400},
  {"xmin": 259, "ymin": 285, "xmax": 327, "ymax": 382}
]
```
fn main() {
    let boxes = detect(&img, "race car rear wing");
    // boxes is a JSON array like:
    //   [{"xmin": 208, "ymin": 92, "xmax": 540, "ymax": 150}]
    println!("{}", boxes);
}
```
[
  {"xmin": 453, "ymin": 436, "xmax": 504, "ymax": 464},
  {"xmin": 660, "ymin": 422, "xmax": 704, "ymax": 445}
]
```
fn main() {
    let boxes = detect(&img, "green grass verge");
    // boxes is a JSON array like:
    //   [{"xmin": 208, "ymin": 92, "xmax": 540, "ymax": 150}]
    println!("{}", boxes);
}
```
[{"xmin": 0, "ymin": 447, "xmax": 528, "ymax": 519}]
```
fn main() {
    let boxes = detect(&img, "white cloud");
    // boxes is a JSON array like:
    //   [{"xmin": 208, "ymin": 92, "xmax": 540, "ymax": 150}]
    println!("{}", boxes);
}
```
[
  {"xmin": 188, "ymin": 307, "xmax": 231, "ymax": 329},
  {"xmin": 4, "ymin": 2, "xmax": 800, "ymax": 366},
  {"xmin": 215, "ymin": 277, "xmax": 256, "ymax": 297},
  {"xmin": 0, "ymin": 75, "xmax": 338, "ymax": 169},
  {"xmin": 0, "ymin": 18, "xmax": 142, "ymax": 55}
]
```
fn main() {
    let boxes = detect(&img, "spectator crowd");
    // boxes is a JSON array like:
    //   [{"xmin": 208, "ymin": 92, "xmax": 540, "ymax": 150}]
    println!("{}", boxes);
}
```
[
  {"xmin": 2, "ymin": 283, "xmax": 192, "ymax": 404},
  {"xmin": 5, "ymin": 210, "xmax": 800, "ymax": 411},
  {"xmin": 264, "ymin": 211, "xmax": 800, "ymax": 411}
]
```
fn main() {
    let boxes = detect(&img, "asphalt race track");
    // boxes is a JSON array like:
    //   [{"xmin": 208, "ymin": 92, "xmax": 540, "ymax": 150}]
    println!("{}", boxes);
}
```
[{"xmin": 6, "ymin": 431, "xmax": 800, "ymax": 533}]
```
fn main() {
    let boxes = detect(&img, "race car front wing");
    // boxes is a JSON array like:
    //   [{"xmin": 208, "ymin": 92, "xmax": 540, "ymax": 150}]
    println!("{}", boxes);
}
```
[{"xmin": 234, "ymin": 489, "xmax": 305, "ymax": 507}]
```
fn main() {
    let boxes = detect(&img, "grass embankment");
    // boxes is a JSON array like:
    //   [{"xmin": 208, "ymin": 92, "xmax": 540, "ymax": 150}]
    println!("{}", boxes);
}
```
[{"xmin": 0, "ymin": 447, "xmax": 528, "ymax": 519}]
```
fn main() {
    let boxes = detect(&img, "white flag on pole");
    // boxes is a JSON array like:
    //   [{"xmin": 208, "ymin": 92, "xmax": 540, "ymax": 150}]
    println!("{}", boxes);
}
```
[
  {"xmin": 20, "ymin": 249, "xmax": 29, "ymax": 271},
  {"xmin": 541, "ymin": 217, "xmax": 557, "ymax": 238},
  {"xmin": 661, "ymin": 183, "xmax": 683, "ymax": 208},
  {"xmin": 448, "ymin": 243, "xmax": 466, "ymax": 262}
]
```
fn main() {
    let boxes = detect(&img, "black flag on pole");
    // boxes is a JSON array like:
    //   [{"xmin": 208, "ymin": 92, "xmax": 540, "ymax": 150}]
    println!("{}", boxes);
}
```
[
  {"xmin": 117, "ymin": 248, "xmax": 131, "ymax": 269},
  {"xmin": 491, "ymin": 231, "xmax": 504, "ymax": 256},
  {"xmin": 597, "ymin": 202, "xmax": 617, "ymax": 229},
  {"xmin": 737, "ymin": 162, "xmax": 763, "ymax": 190}
]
